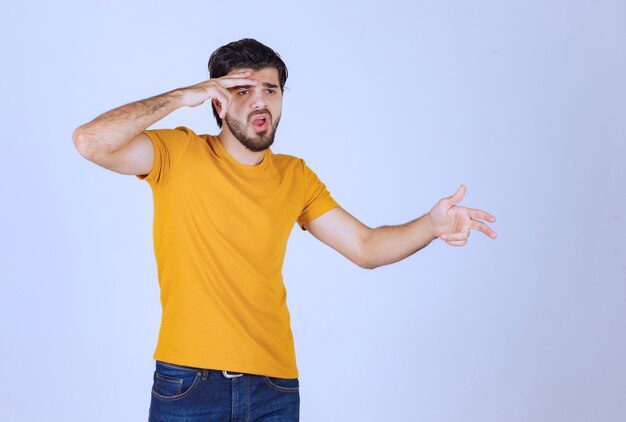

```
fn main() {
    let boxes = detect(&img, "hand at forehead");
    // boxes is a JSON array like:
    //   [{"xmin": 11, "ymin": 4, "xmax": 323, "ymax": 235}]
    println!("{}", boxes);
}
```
[{"xmin": 228, "ymin": 67, "xmax": 280, "ymax": 86}]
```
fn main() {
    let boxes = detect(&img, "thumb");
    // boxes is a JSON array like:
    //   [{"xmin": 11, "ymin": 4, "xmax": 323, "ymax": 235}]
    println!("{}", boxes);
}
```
[{"xmin": 445, "ymin": 184, "xmax": 466, "ymax": 206}]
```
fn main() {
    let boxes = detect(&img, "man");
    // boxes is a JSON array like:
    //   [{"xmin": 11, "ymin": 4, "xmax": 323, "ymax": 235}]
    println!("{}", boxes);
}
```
[{"xmin": 73, "ymin": 38, "xmax": 497, "ymax": 421}]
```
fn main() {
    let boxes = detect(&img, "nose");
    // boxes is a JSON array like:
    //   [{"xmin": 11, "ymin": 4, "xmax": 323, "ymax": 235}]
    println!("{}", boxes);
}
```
[{"xmin": 250, "ymin": 89, "xmax": 268, "ymax": 110}]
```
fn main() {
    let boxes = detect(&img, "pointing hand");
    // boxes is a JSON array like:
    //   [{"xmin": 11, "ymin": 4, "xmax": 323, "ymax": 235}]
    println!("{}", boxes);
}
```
[{"xmin": 428, "ymin": 185, "xmax": 497, "ymax": 247}]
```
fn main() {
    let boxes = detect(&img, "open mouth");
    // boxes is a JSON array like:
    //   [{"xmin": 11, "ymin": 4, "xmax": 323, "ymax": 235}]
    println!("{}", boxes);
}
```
[{"xmin": 251, "ymin": 114, "xmax": 269, "ymax": 132}]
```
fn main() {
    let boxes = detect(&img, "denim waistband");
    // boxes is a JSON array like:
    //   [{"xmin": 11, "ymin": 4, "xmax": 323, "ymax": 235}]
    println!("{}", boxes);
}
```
[{"xmin": 156, "ymin": 360, "xmax": 245, "ymax": 378}]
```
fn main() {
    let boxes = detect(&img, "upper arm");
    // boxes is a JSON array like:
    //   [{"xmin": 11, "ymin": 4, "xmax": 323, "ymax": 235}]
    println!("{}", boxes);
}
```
[
  {"xmin": 303, "ymin": 207, "xmax": 372, "ymax": 268},
  {"xmin": 75, "ymin": 132, "xmax": 154, "ymax": 176}
]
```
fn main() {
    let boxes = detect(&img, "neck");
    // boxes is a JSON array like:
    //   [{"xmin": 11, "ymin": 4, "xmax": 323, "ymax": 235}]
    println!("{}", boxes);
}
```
[{"xmin": 217, "ymin": 129, "xmax": 265, "ymax": 166}]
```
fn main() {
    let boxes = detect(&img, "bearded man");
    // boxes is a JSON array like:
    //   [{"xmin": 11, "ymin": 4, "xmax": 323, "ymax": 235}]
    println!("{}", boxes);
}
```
[{"xmin": 73, "ymin": 38, "xmax": 497, "ymax": 421}]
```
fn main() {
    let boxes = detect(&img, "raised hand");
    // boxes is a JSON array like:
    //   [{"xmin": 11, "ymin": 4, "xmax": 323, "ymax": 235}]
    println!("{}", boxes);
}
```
[
  {"xmin": 179, "ymin": 70, "xmax": 258, "ymax": 117},
  {"xmin": 428, "ymin": 185, "xmax": 497, "ymax": 247}
]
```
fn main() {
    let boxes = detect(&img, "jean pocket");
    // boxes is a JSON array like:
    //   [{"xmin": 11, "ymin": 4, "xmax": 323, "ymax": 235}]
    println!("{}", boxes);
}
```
[
  {"xmin": 152, "ymin": 361, "xmax": 202, "ymax": 401},
  {"xmin": 264, "ymin": 376, "xmax": 299, "ymax": 393}
]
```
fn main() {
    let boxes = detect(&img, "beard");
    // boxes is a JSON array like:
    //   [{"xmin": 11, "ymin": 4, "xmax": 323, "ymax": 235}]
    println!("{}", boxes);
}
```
[{"xmin": 224, "ymin": 110, "xmax": 281, "ymax": 152}]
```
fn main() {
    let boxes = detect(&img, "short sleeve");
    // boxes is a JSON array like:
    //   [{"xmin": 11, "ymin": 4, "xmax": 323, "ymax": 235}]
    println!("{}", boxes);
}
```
[
  {"xmin": 135, "ymin": 126, "xmax": 194, "ymax": 185},
  {"xmin": 296, "ymin": 159, "xmax": 340, "ymax": 231}
]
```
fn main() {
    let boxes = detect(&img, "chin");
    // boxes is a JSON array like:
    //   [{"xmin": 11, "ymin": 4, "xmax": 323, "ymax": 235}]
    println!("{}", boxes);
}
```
[{"xmin": 250, "ymin": 141, "xmax": 273, "ymax": 152}]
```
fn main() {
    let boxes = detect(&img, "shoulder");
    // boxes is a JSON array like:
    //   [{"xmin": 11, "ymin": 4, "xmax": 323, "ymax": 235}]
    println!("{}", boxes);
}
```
[
  {"xmin": 172, "ymin": 126, "xmax": 202, "ymax": 141},
  {"xmin": 271, "ymin": 152, "xmax": 305, "ymax": 169},
  {"xmin": 145, "ymin": 126, "xmax": 201, "ymax": 140}
]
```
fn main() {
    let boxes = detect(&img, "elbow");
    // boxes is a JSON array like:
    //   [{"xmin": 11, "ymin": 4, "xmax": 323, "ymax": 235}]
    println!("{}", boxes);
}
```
[
  {"xmin": 354, "ymin": 231, "xmax": 378, "ymax": 270},
  {"xmin": 356, "ymin": 252, "xmax": 379, "ymax": 269},
  {"xmin": 357, "ymin": 260, "xmax": 378, "ymax": 270},
  {"xmin": 72, "ymin": 126, "xmax": 94, "ymax": 159},
  {"xmin": 72, "ymin": 127, "xmax": 87, "ymax": 154}
]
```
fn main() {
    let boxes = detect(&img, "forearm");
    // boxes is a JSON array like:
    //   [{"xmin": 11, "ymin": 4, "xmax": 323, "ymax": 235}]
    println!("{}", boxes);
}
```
[
  {"xmin": 361, "ymin": 213, "xmax": 438, "ymax": 269},
  {"xmin": 73, "ymin": 89, "xmax": 185, "ymax": 155}
]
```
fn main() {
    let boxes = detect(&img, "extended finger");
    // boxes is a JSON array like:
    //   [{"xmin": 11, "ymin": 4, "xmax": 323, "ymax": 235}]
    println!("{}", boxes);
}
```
[
  {"xmin": 442, "ymin": 185, "xmax": 466, "ymax": 208},
  {"xmin": 226, "ymin": 69, "xmax": 252, "ymax": 75},
  {"xmin": 467, "ymin": 208, "xmax": 496, "ymax": 223},
  {"xmin": 469, "ymin": 219, "xmax": 497, "ymax": 239},
  {"xmin": 216, "ymin": 70, "xmax": 253, "ymax": 80},
  {"xmin": 218, "ymin": 78, "xmax": 259, "ymax": 89}
]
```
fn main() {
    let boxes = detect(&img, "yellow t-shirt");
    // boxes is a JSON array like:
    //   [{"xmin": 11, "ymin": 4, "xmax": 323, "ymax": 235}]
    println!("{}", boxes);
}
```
[{"xmin": 136, "ymin": 126, "xmax": 339, "ymax": 378}]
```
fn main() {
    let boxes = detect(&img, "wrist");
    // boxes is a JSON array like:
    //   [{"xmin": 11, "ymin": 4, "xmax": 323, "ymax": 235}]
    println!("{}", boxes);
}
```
[
  {"xmin": 165, "ymin": 89, "xmax": 187, "ymax": 108},
  {"xmin": 424, "ymin": 212, "xmax": 440, "ymax": 239}
]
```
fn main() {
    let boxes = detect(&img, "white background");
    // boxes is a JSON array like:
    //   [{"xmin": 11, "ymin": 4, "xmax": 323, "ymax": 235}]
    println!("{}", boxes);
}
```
[{"xmin": 1, "ymin": 0, "xmax": 625, "ymax": 420}]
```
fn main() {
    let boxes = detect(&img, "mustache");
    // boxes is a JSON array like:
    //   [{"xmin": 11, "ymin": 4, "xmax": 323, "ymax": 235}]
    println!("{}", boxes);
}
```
[{"xmin": 248, "ymin": 109, "xmax": 272, "ymax": 121}]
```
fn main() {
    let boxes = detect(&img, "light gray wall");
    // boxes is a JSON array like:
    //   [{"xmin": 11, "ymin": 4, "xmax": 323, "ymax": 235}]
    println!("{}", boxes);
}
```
[{"xmin": 1, "ymin": 0, "xmax": 624, "ymax": 420}]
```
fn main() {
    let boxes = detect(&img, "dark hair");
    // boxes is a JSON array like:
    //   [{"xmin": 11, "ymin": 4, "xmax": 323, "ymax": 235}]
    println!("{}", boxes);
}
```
[{"xmin": 208, "ymin": 38, "xmax": 288, "ymax": 128}]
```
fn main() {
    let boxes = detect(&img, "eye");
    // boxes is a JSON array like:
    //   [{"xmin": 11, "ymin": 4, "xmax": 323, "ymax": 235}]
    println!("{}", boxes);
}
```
[
  {"xmin": 266, "ymin": 89, "xmax": 275, "ymax": 94},
  {"xmin": 238, "ymin": 89, "xmax": 249, "ymax": 95}
]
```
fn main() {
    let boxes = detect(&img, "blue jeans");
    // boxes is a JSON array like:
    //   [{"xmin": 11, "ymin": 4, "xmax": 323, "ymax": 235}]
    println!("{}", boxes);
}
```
[{"xmin": 149, "ymin": 360, "xmax": 300, "ymax": 421}]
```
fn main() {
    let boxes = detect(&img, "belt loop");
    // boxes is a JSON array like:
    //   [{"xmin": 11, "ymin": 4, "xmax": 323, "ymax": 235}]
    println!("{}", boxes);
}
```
[{"xmin": 201, "ymin": 369, "xmax": 209, "ymax": 380}]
